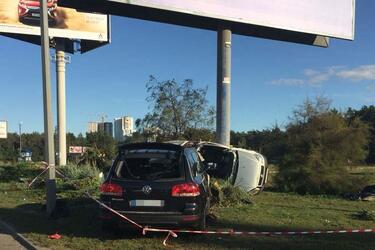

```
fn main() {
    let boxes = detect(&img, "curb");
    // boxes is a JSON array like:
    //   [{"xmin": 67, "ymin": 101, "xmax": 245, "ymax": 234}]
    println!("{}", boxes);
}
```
[{"xmin": 0, "ymin": 219, "xmax": 38, "ymax": 250}]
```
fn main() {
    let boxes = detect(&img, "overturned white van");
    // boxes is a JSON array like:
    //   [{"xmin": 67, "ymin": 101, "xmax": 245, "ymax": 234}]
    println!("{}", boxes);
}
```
[{"xmin": 197, "ymin": 142, "xmax": 268, "ymax": 195}]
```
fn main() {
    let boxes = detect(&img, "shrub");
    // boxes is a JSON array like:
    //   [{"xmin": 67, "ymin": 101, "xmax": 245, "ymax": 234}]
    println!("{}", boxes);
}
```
[
  {"xmin": 59, "ymin": 164, "xmax": 100, "ymax": 180},
  {"xmin": 276, "ymin": 97, "xmax": 370, "ymax": 195},
  {"xmin": 58, "ymin": 165, "xmax": 101, "ymax": 191},
  {"xmin": 77, "ymin": 147, "xmax": 107, "ymax": 170},
  {"xmin": 210, "ymin": 179, "xmax": 252, "ymax": 208}
]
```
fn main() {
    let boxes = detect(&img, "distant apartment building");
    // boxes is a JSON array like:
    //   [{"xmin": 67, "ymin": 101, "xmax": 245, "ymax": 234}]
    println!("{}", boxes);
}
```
[
  {"xmin": 98, "ymin": 122, "xmax": 113, "ymax": 137},
  {"xmin": 114, "ymin": 116, "xmax": 134, "ymax": 142},
  {"xmin": 87, "ymin": 122, "xmax": 98, "ymax": 133},
  {"xmin": 88, "ymin": 121, "xmax": 113, "ymax": 137}
]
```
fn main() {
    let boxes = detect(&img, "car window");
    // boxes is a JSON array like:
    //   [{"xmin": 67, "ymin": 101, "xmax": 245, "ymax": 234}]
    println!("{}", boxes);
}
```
[
  {"xmin": 113, "ymin": 149, "xmax": 184, "ymax": 181},
  {"xmin": 185, "ymin": 148, "xmax": 203, "ymax": 177}
]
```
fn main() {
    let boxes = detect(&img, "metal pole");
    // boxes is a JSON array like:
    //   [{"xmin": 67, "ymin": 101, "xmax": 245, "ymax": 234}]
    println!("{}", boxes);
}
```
[
  {"xmin": 56, "ymin": 40, "xmax": 67, "ymax": 166},
  {"xmin": 216, "ymin": 28, "xmax": 232, "ymax": 146},
  {"xmin": 40, "ymin": 0, "xmax": 56, "ymax": 216},
  {"xmin": 19, "ymin": 122, "xmax": 22, "ymax": 156}
]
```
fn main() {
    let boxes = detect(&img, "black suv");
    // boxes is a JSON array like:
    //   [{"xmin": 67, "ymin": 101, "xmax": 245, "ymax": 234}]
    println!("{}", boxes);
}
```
[{"xmin": 100, "ymin": 142, "xmax": 211, "ymax": 231}]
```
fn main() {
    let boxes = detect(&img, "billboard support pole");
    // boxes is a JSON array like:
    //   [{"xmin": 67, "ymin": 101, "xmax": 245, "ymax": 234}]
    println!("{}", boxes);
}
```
[
  {"xmin": 55, "ymin": 39, "xmax": 69, "ymax": 166},
  {"xmin": 216, "ymin": 27, "xmax": 232, "ymax": 146},
  {"xmin": 40, "ymin": 0, "xmax": 56, "ymax": 216}
]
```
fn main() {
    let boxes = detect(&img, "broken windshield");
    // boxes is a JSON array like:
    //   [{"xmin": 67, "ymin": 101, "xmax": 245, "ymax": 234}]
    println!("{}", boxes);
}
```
[{"xmin": 113, "ymin": 149, "xmax": 184, "ymax": 181}]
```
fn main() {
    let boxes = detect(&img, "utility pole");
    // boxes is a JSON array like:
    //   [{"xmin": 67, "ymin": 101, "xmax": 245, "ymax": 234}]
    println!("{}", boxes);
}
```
[
  {"xmin": 216, "ymin": 27, "xmax": 232, "ymax": 146},
  {"xmin": 40, "ymin": 0, "xmax": 56, "ymax": 216},
  {"xmin": 19, "ymin": 122, "xmax": 22, "ymax": 156},
  {"xmin": 53, "ymin": 39, "xmax": 70, "ymax": 166}
]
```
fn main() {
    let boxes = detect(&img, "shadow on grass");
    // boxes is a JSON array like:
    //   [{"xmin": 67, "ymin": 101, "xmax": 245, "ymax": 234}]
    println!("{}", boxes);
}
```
[
  {"xmin": 0, "ymin": 197, "xmax": 375, "ymax": 249},
  {"xmin": 0, "ymin": 197, "xmax": 142, "ymax": 240}
]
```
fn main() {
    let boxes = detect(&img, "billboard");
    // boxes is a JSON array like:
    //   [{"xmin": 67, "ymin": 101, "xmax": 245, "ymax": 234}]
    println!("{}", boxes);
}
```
[
  {"xmin": 0, "ymin": 0, "xmax": 108, "ymax": 42},
  {"xmin": 69, "ymin": 146, "xmax": 87, "ymax": 154},
  {"xmin": 59, "ymin": 0, "xmax": 355, "ymax": 47},
  {"xmin": 0, "ymin": 121, "xmax": 8, "ymax": 139},
  {"xmin": 106, "ymin": 0, "xmax": 355, "ymax": 40}
]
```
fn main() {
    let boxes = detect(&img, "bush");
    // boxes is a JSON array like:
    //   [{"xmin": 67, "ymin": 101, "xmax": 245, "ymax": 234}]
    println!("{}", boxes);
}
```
[
  {"xmin": 59, "ymin": 164, "xmax": 100, "ymax": 180},
  {"xmin": 0, "ymin": 162, "xmax": 43, "ymax": 183},
  {"xmin": 58, "ymin": 165, "xmax": 101, "ymax": 191},
  {"xmin": 276, "ymin": 97, "xmax": 370, "ymax": 195},
  {"xmin": 210, "ymin": 179, "xmax": 252, "ymax": 208},
  {"xmin": 77, "ymin": 147, "xmax": 107, "ymax": 170}
]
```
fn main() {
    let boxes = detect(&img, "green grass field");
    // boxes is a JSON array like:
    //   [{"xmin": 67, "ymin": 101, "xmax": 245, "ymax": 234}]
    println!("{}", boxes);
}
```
[{"xmin": 0, "ymin": 164, "xmax": 374, "ymax": 249}]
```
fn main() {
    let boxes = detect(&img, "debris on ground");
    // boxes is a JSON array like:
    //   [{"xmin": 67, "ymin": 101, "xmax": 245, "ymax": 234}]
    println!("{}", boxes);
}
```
[{"xmin": 48, "ymin": 233, "xmax": 62, "ymax": 240}]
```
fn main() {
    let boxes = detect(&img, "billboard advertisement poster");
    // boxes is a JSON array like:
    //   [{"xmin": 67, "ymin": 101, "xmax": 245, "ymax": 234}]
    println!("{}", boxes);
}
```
[
  {"xmin": 0, "ymin": 0, "xmax": 108, "ymax": 42},
  {"xmin": 106, "ymin": 0, "xmax": 355, "ymax": 40},
  {"xmin": 0, "ymin": 121, "xmax": 8, "ymax": 139},
  {"xmin": 69, "ymin": 146, "xmax": 87, "ymax": 154}
]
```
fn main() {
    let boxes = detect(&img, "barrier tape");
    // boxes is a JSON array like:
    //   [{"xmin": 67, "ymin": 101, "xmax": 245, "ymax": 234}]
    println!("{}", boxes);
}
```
[
  {"xmin": 28, "ymin": 162, "xmax": 66, "ymax": 189},
  {"xmin": 26, "ymin": 169, "xmax": 375, "ymax": 246},
  {"xmin": 86, "ymin": 193, "xmax": 178, "ymax": 245},
  {"xmin": 86, "ymin": 193, "xmax": 143, "ymax": 230},
  {"xmin": 28, "ymin": 165, "xmax": 50, "ymax": 188},
  {"xmin": 86, "ymin": 194, "xmax": 375, "ymax": 246}
]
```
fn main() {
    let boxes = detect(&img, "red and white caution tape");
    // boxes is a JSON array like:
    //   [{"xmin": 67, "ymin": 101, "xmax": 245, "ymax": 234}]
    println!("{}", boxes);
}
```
[
  {"xmin": 87, "ymin": 193, "xmax": 143, "ymax": 230},
  {"xmin": 28, "ymin": 165, "xmax": 51, "ymax": 188},
  {"xmin": 27, "ymin": 163, "xmax": 66, "ymax": 189},
  {"xmin": 86, "ymin": 194, "xmax": 375, "ymax": 246},
  {"xmin": 166, "ymin": 228, "xmax": 375, "ymax": 235}
]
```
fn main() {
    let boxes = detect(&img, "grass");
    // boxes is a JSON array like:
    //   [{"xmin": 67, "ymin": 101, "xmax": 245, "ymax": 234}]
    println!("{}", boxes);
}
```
[{"xmin": 0, "ymin": 164, "xmax": 374, "ymax": 249}]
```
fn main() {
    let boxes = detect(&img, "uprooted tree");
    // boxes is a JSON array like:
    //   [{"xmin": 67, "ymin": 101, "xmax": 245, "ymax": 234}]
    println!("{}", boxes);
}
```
[
  {"xmin": 276, "ymin": 97, "xmax": 370, "ymax": 195},
  {"xmin": 139, "ymin": 76, "xmax": 215, "ymax": 141}
]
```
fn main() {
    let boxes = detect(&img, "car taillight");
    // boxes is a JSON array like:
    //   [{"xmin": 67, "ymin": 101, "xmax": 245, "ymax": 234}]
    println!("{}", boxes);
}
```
[
  {"xmin": 100, "ymin": 182, "xmax": 123, "ymax": 196},
  {"xmin": 171, "ymin": 183, "xmax": 200, "ymax": 197}
]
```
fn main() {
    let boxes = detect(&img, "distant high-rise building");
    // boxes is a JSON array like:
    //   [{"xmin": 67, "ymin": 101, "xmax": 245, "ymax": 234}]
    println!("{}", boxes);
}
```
[
  {"xmin": 87, "ymin": 122, "xmax": 98, "ymax": 133},
  {"xmin": 98, "ymin": 122, "xmax": 113, "ymax": 137},
  {"xmin": 114, "ymin": 116, "xmax": 134, "ymax": 142}
]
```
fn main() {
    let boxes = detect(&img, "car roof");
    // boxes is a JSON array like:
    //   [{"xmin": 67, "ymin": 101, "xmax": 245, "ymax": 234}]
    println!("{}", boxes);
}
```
[
  {"xmin": 197, "ymin": 141, "xmax": 232, "ymax": 149},
  {"xmin": 118, "ymin": 141, "xmax": 194, "ymax": 151}
]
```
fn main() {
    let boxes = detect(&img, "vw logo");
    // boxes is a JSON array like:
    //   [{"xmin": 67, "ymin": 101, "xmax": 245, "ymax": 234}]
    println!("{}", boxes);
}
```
[{"xmin": 142, "ymin": 185, "xmax": 152, "ymax": 195}]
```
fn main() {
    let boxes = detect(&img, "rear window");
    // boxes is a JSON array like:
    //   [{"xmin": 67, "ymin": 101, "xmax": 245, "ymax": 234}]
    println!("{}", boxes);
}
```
[{"xmin": 113, "ymin": 149, "xmax": 184, "ymax": 181}]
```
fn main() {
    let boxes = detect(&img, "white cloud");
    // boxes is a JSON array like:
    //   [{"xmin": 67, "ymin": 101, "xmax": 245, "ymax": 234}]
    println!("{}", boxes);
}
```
[
  {"xmin": 269, "ymin": 65, "xmax": 375, "ymax": 87},
  {"xmin": 269, "ymin": 78, "xmax": 304, "ymax": 86},
  {"xmin": 337, "ymin": 65, "xmax": 375, "ymax": 81},
  {"xmin": 304, "ymin": 66, "xmax": 345, "ymax": 85}
]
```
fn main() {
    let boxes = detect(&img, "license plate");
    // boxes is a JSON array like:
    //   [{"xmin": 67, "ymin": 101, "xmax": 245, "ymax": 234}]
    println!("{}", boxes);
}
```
[
  {"xmin": 31, "ymin": 13, "xmax": 40, "ymax": 17},
  {"xmin": 129, "ymin": 200, "xmax": 164, "ymax": 207}
]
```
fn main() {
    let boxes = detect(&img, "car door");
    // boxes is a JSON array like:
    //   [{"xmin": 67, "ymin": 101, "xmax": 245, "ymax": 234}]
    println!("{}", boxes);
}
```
[{"xmin": 185, "ymin": 148, "xmax": 210, "ymax": 204}]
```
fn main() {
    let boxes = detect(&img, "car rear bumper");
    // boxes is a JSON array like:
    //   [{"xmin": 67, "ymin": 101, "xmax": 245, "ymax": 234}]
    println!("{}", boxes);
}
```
[{"xmin": 100, "ymin": 209, "xmax": 201, "ymax": 227}]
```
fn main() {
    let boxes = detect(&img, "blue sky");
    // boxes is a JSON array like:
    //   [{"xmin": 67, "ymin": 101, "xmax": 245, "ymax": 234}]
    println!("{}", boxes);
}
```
[{"xmin": 1, "ymin": 0, "xmax": 375, "ymax": 135}]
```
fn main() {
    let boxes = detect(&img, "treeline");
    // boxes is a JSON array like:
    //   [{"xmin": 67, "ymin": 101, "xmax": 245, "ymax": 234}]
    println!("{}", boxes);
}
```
[
  {"xmin": 0, "ymin": 132, "xmax": 117, "ymax": 163},
  {"xmin": 231, "ymin": 104, "xmax": 375, "ymax": 166},
  {"xmin": 1, "ymin": 104, "xmax": 374, "ymax": 167}
]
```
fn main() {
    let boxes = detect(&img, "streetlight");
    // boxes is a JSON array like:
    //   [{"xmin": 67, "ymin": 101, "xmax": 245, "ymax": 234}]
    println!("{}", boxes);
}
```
[{"xmin": 19, "ymin": 122, "xmax": 22, "ymax": 156}]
